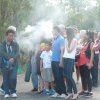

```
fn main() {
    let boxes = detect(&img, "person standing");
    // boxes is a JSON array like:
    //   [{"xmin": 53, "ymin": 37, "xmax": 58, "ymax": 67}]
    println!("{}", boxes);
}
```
[
  {"xmin": 63, "ymin": 27, "xmax": 78, "ymax": 99},
  {"xmin": 40, "ymin": 42, "xmax": 54, "ymax": 95},
  {"xmin": 31, "ymin": 51, "xmax": 38, "ymax": 92},
  {"xmin": 91, "ymin": 32, "xmax": 99, "ymax": 87},
  {"xmin": 0, "ymin": 27, "xmax": 19, "ymax": 98},
  {"xmin": 78, "ymin": 30, "xmax": 94, "ymax": 97},
  {"xmin": 0, "ymin": 26, "xmax": 17, "ymax": 96},
  {"xmin": 51, "ymin": 26, "xmax": 66, "ymax": 98}
]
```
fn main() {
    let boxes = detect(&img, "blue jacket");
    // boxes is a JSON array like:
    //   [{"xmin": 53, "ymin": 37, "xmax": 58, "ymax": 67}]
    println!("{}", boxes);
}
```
[{"xmin": 0, "ymin": 40, "xmax": 20, "ymax": 70}]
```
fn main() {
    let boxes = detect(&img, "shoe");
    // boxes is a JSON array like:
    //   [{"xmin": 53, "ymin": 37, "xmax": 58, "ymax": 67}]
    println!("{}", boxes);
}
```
[
  {"xmin": 45, "ymin": 89, "xmax": 50, "ymax": 95},
  {"xmin": 51, "ymin": 92, "xmax": 60, "ymax": 98},
  {"xmin": 59, "ymin": 93, "xmax": 66, "ymax": 98},
  {"xmin": 65, "ymin": 93, "xmax": 73, "ymax": 99},
  {"xmin": 37, "ymin": 90, "xmax": 43, "ymax": 94},
  {"xmin": 84, "ymin": 92, "xmax": 93, "ymax": 97},
  {"xmin": 72, "ymin": 93, "xmax": 78, "ymax": 99},
  {"xmin": 0, "ymin": 88, "xmax": 5, "ymax": 95},
  {"xmin": 78, "ymin": 91, "xmax": 87, "ymax": 96},
  {"xmin": 49, "ymin": 89, "xmax": 55, "ymax": 95},
  {"xmin": 41, "ymin": 89, "xmax": 49, "ymax": 95},
  {"xmin": 32, "ymin": 88, "xmax": 38, "ymax": 92},
  {"xmin": 11, "ymin": 93, "xmax": 18, "ymax": 98},
  {"xmin": 4, "ymin": 94, "xmax": 10, "ymax": 98}
]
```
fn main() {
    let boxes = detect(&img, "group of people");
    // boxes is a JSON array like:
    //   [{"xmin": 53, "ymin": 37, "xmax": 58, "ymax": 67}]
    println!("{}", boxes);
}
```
[
  {"xmin": 0, "ymin": 25, "xmax": 100, "ymax": 99},
  {"xmin": 25, "ymin": 25, "xmax": 100, "ymax": 99}
]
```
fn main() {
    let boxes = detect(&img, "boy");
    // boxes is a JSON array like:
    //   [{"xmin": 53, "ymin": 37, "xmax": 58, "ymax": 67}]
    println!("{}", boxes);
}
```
[
  {"xmin": 0, "ymin": 27, "xmax": 19, "ymax": 98},
  {"xmin": 40, "ymin": 42, "xmax": 54, "ymax": 95}
]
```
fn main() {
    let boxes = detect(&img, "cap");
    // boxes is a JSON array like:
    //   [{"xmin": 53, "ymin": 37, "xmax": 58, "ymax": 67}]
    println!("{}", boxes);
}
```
[{"xmin": 7, "ymin": 26, "xmax": 16, "ymax": 32}]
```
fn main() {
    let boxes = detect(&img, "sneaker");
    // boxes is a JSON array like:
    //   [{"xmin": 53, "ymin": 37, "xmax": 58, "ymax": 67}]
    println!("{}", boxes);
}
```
[
  {"xmin": 78, "ymin": 91, "xmax": 87, "ymax": 96},
  {"xmin": 37, "ymin": 90, "xmax": 43, "ymax": 94},
  {"xmin": 72, "ymin": 93, "xmax": 78, "ymax": 99},
  {"xmin": 65, "ymin": 93, "xmax": 73, "ymax": 99},
  {"xmin": 11, "ymin": 93, "xmax": 17, "ymax": 98},
  {"xmin": 41, "ymin": 89, "xmax": 49, "ymax": 95},
  {"xmin": 32, "ymin": 88, "xmax": 38, "ymax": 92},
  {"xmin": 4, "ymin": 94, "xmax": 10, "ymax": 98},
  {"xmin": 84, "ymin": 92, "xmax": 93, "ymax": 97},
  {"xmin": 51, "ymin": 92, "xmax": 60, "ymax": 98},
  {"xmin": 49, "ymin": 89, "xmax": 55, "ymax": 95},
  {"xmin": 59, "ymin": 93, "xmax": 66, "ymax": 98},
  {"xmin": 0, "ymin": 88, "xmax": 5, "ymax": 95}
]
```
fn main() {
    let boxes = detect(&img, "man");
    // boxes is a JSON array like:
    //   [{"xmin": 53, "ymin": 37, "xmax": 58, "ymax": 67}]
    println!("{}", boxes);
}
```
[
  {"xmin": 51, "ymin": 26, "xmax": 66, "ymax": 98},
  {"xmin": 58, "ymin": 24, "xmax": 66, "ymax": 38},
  {"xmin": 0, "ymin": 26, "xmax": 17, "ymax": 96},
  {"xmin": 0, "ymin": 26, "xmax": 19, "ymax": 98}
]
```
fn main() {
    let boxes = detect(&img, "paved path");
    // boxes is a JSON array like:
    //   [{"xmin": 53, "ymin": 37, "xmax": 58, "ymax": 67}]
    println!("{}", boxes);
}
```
[{"xmin": 0, "ymin": 74, "xmax": 100, "ymax": 100}]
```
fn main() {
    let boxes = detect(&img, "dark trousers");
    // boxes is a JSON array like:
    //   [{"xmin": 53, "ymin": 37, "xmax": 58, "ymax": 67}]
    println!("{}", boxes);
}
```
[
  {"xmin": 52, "ymin": 61, "xmax": 66, "ymax": 95},
  {"xmin": 2, "ymin": 67, "xmax": 18, "ymax": 94},
  {"xmin": 91, "ymin": 54, "xmax": 99, "ymax": 86},
  {"xmin": 63, "ymin": 58, "xmax": 77, "ymax": 94},
  {"xmin": 79, "ymin": 65, "xmax": 92, "ymax": 92}
]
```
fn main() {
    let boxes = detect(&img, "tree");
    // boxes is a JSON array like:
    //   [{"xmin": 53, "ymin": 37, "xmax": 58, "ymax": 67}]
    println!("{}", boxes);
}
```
[{"xmin": 0, "ymin": 0, "xmax": 32, "ymax": 40}]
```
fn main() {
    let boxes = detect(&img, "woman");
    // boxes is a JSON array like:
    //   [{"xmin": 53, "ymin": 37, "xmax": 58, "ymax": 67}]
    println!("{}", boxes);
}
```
[
  {"xmin": 92, "ymin": 33, "xmax": 100, "ymax": 87},
  {"xmin": 78, "ymin": 30, "xmax": 94, "ymax": 97},
  {"xmin": 63, "ymin": 27, "xmax": 78, "ymax": 99},
  {"xmin": 91, "ymin": 32, "xmax": 99, "ymax": 87}
]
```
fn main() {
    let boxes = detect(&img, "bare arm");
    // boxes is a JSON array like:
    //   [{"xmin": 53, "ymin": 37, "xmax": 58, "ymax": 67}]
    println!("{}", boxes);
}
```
[
  {"xmin": 89, "ymin": 42, "xmax": 94, "ymax": 69},
  {"xmin": 67, "ymin": 39, "xmax": 77, "ymax": 53},
  {"xmin": 59, "ymin": 46, "xmax": 64, "ymax": 67}
]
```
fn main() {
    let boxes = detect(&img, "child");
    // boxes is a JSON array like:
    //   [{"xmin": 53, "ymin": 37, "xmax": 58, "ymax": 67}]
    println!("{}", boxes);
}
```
[{"xmin": 40, "ymin": 42, "xmax": 54, "ymax": 95}]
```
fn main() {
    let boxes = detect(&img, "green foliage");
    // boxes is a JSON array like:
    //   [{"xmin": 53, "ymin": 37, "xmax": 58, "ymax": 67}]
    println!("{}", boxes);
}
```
[
  {"xmin": 0, "ymin": 0, "xmax": 32, "ymax": 40},
  {"xmin": 0, "ymin": 0, "xmax": 100, "ymax": 41}
]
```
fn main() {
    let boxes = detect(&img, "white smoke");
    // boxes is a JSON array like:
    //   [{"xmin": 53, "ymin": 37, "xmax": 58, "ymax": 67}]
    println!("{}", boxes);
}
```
[{"xmin": 16, "ymin": 20, "xmax": 53, "ymax": 53}]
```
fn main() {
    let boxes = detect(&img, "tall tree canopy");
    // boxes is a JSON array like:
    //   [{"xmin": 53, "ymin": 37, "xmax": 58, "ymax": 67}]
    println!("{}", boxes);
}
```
[{"xmin": 0, "ymin": 0, "xmax": 100, "ymax": 40}]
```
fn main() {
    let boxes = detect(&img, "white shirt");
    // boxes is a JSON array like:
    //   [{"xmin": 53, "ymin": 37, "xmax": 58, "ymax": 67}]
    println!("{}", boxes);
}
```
[
  {"xmin": 40, "ymin": 50, "xmax": 52, "ymax": 68},
  {"xmin": 63, "ymin": 38, "xmax": 77, "ymax": 59}
]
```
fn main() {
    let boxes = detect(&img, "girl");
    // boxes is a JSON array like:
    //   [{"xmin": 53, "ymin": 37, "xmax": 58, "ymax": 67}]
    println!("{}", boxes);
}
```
[
  {"xmin": 63, "ymin": 27, "xmax": 78, "ymax": 99},
  {"xmin": 78, "ymin": 30, "xmax": 94, "ymax": 97}
]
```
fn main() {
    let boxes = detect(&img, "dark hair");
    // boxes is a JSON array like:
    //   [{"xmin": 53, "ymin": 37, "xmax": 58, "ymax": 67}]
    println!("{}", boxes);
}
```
[
  {"xmin": 46, "ymin": 41, "xmax": 52, "ymax": 46},
  {"xmin": 66, "ymin": 27, "xmax": 75, "ymax": 46},
  {"xmin": 5, "ymin": 29, "xmax": 16, "ymax": 36},
  {"xmin": 53, "ymin": 26, "xmax": 61, "ymax": 34},
  {"xmin": 86, "ymin": 30, "xmax": 94, "ymax": 42}
]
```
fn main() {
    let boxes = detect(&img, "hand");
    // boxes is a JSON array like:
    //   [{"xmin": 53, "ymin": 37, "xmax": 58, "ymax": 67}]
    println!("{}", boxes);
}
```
[
  {"xmin": 9, "ymin": 58, "xmax": 14, "ymax": 63},
  {"xmin": 59, "ymin": 62, "xmax": 63, "ymax": 68},
  {"xmin": 87, "ymin": 62, "xmax": 93, "ymax": 69}
]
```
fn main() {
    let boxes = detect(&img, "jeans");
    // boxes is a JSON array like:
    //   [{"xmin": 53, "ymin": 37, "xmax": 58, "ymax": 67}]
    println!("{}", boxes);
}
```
[
  {"xmin": 2, "ymin": 66, "xmax": 18, "ymax": 94},
  {"xmin": 52, "ymin": 61, "xmax": 66, "ymax": 94},
  {"xmin": 31, "ymin": 65, "xmax": 38, "ymax": 89},
  {"xmin": 91, "ymin": 54, "xmax": 99, "ymax": 86},
  {"xmin": 63, "ymin": 58, "xmax": 77, "ymax": 94},
  {"xmin": 31, "ymin": 56, "xmax": 38, "ymax": 89},
  {"xmin": 79, "ymin": 64, "xmax": 92, "ymax": 92}
]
